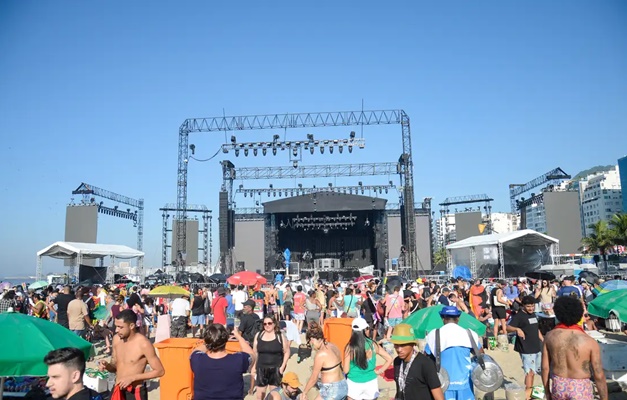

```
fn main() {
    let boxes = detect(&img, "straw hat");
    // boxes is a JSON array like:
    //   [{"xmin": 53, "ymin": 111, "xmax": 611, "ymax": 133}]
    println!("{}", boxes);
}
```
[{"xmin": 390, "ymin": 323, "xmax": 418, "ymax": 345}]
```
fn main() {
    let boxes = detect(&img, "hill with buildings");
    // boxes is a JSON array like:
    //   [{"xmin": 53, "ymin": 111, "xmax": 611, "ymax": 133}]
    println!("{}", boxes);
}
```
[{"xmin": 572, "ymin": 165, "xmax": 615, "ymax": 181}]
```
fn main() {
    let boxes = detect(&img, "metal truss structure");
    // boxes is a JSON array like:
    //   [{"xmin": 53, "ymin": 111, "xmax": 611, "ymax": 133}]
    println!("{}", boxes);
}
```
[
  {"xmin": 439, "ymin": 194, "xmax": 493, "ymax": 248},
  {"xmin": 509, "ymin": 167, "xmax": 571, "ymax": 212},
  {"xmin": 177, "ymin": 109, "xmax": 416, "ymax": 273},
  {"xmin": 236, "ymin": 183, "xmax": 396, "ymax": 198},
  {"xmin": 72, "ymin": 183, "xmax": 144, "ymax": 250},
  {"xmin": 159, "ymin": 204, "xmax": 212, "ymax": 269}
]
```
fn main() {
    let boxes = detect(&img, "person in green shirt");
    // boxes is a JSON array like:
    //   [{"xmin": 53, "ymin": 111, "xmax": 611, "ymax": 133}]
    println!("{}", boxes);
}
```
[{"xmin": 343, "ymin": 317, "xmax": 393, "ymax": 399}]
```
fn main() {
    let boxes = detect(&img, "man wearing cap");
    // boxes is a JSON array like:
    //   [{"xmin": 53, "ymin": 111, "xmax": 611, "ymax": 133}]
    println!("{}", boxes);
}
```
[
  {"xmin": 238, "ymin": 299, "xmax": 260, "ymax": 344},
  {"xmin": 391, "ymin": 324, "xmax": 444, "ymax": 400},
  {"xmin": 556, "ymin": 276, "xmax": 582, "ymax": 299},
  {"xmin": 425, "ymin": 306, "xmax": 481, "ymax": 400},
  {"xmin": 265, "ymin": 372, "xmax": 302, "ymax": 400},
  {"xmin": 211, "ymin": 287, "xmax": 229, "ymax": 326}
]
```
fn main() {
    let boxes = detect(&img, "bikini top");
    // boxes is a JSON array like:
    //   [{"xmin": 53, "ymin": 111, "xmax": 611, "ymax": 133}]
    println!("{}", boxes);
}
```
[{"xmin": 320, "ymin": 361, "xmax": 342, "ymax": 372}]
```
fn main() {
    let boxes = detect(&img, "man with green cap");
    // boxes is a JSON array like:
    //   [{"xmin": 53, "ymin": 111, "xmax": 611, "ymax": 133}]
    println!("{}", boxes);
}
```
[{"xmin": 391, "ymin": 323, "xmax": 444, "ymax": 400}]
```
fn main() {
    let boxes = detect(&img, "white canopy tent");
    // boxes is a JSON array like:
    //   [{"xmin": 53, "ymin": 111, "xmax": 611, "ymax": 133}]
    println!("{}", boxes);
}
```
[
  {"xmin": 445, "ymin": 229, "xmax": 559, "ymax": 278},
  {"xmin": 36, "ymin": 241, "xmax": 145, "ymax": 282}
]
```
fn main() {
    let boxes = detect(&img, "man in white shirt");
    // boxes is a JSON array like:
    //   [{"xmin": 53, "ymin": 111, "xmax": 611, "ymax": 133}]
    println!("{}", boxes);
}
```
[
  {"xmin": 170, "ymin": 294, "xmax": 190, "ymax": 338},
  {"xmin": 232, "ymin": 285, "xmax": 248, "ymax": 318}
]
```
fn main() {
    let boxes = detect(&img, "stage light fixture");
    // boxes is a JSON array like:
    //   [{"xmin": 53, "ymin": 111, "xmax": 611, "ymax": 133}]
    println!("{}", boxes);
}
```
[
  {"xmin": 273, "ymin": 192, "xmax": 276, "ymax": 197},
  {"xmin": 350, "ymin": 131, "xmax": 356, "ymax": 139},
  {"xmin": 329, "ymin": 146, "xmax": 334, "ymax": 154},
  {"xmin": 253, "ymin": 149, "xmax": 258, "ymax": 156},
  {"xmin": 310, "ymin": 147, "xmax": 314, "ymax": 155},
  {"xmin": 320, "ymin": 147, "xmax": 324, "ymax": 154},
  {"xmin": 293, "ymin": 161, "xmax": 298, "ymax": 168},
  {"xmin": 273, "ymin": 134, "xmax": 280, "ymax": 142},
  {"xmin": 189, "ymin": 144, "xmax": 196, "ymax": 155},
  {"xmin": 244, "ymin": 149, "xmax": 249, "ymax": 156},
  {"xmin": 235, "ymin": 149, "xmax": 240, "ymax": 157},
  {"xmin": 231, "ymin": 136, "xmax": 237, "ymax": 144},
  {"xmin": 272, "ymin": 148, "xmax": 277, "ymax": 155},
  {"xmin": 348, "ymin": 145, "xmax": 353, "ymax": 153},
  {"xmin": 262, "ymin": 148, "xmax": 267, "ymax": 156},
  {"xmin": 292, "ymin": 148, "xmax": 298, "ymax": 157},
  {"xmin": 339, "ymin": 146, "xmax": 343, "ymax": 153},
  {"xmin": 307, "ymin": 134, "xmax": 314, "ymax": 141}
]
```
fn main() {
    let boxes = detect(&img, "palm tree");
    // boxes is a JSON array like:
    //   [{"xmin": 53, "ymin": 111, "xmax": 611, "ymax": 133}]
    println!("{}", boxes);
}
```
[
  {"xmin": 609, "ymin": 212, "xmax": 627, "ymax": 248},
  {"xmin": 433, "ymin": 248, "xmax": 448, "ymax": 266},
  {"xmin": 581, "ymin": 220, "xmax": 614, "ymax": 272}
]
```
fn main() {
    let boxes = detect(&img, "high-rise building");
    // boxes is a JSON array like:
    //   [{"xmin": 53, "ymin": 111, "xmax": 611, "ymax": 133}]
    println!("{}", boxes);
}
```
[
  {"xmin": 490, "ymin": 212, "xmax": 520, "ymax": 234},
  {"xmin": 580, "ymin": 166, "xmax": 623, "ymax": 235},
  {"xmin": 619, "ymin": 156, "xmax": 627, "ymax": 213}
]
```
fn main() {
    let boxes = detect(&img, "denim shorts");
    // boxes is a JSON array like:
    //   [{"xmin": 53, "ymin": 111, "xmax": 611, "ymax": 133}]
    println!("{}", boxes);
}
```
[
  {"xmin": 318, "ymin": 379, "xmax": 348, "ymax": 400},
  {"xmin": 191, "ymin": 315, "xmax": 206, "ymax": 326},
  {"xmin": 386, "ymin": 317, "xmax": 402, "ymax": 328},
  {"xmin": 520, "ymin": 351, "xmax": 542, "ymax": 374}
]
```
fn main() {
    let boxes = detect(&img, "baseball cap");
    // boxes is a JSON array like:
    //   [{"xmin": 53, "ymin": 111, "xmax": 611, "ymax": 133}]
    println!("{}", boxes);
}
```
[
  {"xmin": 282, "ymin": 372, "xmax": 302, "ymax": 388},
  {"xmin": 439, "ymin": 306, "xmax": 462, "ymax": 317},
  {"xmin": 351, "ymin": 317, "xmax": 369, "ymax": 332},
  {"xmin": 243, "ymin": 299, "xmax": 255, "ymax": 308}
]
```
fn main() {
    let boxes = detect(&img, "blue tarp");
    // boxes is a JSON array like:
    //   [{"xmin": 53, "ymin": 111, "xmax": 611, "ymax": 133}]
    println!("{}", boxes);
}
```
[{"xmin": 452, "ymin": 266, "xmax": 472, "ymax": 280}]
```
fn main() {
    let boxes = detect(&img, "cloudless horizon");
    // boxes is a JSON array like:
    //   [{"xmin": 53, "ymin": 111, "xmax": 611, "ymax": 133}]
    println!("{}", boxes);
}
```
[{"xmin": 1, "ymin": 1, "xmax": 626, "ymax": 276}]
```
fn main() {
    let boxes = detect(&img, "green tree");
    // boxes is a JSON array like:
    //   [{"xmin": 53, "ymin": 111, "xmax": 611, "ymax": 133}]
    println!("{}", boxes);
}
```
[
  {"xmin": 609, "ymin": 212, "xmax": 627, "ymax": 247},
  {"xmin": 581, "ymin": 220, "xmax": 614, "ymax": 272},
  {"xmin": 433, "ymin": 248, "xmax": 448, "ymax": 266}
]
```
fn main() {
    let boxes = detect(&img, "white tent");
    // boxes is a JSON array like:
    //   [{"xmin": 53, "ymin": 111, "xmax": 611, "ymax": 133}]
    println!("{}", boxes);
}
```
[
  {"xmin": 445, "ymin": 229, "xmax": 559, "ymax": 278},
  {"xmin": 36, "ymin": 241, "xmax": 144, "ymax": 282}
]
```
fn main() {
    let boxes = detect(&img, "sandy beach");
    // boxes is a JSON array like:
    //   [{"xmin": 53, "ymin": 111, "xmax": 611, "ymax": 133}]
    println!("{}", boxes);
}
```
[{"xmin": 90, "ymin": 336, "xmax": 554, "ymax": 400}]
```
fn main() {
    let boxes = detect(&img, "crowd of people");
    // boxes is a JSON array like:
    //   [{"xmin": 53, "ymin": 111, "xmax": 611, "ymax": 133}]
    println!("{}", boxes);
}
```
[{"xmin": 1, "ymin": 273, "xmax": 622, "ymax": 400}]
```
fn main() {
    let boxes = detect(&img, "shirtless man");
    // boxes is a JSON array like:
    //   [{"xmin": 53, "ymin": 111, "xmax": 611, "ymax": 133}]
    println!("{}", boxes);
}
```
[
  {"xmin": 99, "ymin": 309, "xmax": 165, "ymax": 400},
  {"xmin": 541, "ymin": 296, "xmax": 607, "ymax": 400}
]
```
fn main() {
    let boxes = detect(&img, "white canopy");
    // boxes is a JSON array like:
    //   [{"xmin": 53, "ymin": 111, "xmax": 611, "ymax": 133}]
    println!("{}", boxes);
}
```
[
  {"xmin": 37, "ymin": 241, "xmax": 144, "ymax": 259},
  {"xmin": 446, "ymin": 229, "xmax": 558, "ymax": 250}
]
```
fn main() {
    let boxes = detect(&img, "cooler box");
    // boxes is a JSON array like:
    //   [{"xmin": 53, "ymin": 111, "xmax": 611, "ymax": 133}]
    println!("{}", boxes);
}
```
[
  {"xmin": 323, "ymin": 318, "xmax": 354, "ymax": 353},
  {"xmin": 154, "ymin": 338, "xmax": 200, "ymax": 400}
]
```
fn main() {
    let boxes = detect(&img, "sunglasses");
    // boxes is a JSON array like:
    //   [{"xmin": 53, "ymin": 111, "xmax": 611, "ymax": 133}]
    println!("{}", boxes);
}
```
[{"xmin": 263, "ymin": 322, "xmax": 274, "ymax": 326}]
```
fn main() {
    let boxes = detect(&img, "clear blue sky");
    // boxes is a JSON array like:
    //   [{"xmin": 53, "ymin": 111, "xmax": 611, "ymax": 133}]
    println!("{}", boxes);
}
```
[{"xmin": 1, "ymin": 1, "xmax": 626, "ymax": 276}]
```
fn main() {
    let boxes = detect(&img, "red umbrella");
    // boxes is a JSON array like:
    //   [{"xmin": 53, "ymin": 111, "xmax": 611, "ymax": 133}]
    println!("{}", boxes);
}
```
[
  {"xmin": 354, "ymin": 275, "xmax": 374, "ymax": 283},
  {"xmin": 227, "ymin": 271, "xmax": 267, "ymax": 286}
]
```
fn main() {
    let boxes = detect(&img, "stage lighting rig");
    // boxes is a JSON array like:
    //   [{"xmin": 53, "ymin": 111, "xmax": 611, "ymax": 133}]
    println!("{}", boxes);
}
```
[
  {"xmin": 236, "ymin": 182, "xmax": 396, "ymax": 198},
  {"xmin": 221, "ymin": 134, "xmax": 365, "ymax": 157}
]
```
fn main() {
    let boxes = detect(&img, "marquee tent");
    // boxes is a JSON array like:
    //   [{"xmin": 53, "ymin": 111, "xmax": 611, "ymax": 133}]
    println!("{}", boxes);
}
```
[
  {"xmin": 446, "ymin": 230, "xmax": 558, "ymax": 278},
  {"xmin": 36, "ymin": 241, "xmax": 144, "ymax": 282}
]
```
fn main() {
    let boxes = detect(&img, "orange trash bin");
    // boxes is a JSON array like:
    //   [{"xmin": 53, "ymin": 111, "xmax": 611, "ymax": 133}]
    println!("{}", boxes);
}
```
[
  {"xmin": 154, "ymin": 338, "xmax": 200, "ymax": 400},
  {"xmin": 323, "ymin": 318, "xmax": 354, "ymax": 353}
]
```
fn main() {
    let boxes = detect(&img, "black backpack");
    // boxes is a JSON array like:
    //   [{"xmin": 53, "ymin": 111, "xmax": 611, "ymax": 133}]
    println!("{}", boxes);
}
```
[{"xmin": 243, "ymin": 319, "xmax": 263, "ymax": 344}]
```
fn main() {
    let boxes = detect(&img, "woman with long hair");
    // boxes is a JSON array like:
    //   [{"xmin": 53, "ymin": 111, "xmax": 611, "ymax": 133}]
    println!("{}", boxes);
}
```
[
  {"xmin": 302, "ymin": 322, "xmax": 348, "ymax": 400},
  {"xmin": 326, "ymin": 290, "xmax": 339, "ymax": 319},
  {"xmin": 535, "ymin": 279, "xmax": 556, "ymax": 315},
  {"xmin": 305, "ymin": 290, "xmax": 322, "ymax": 326},
  {"xmin": 252, "ymin": 316, "xmax": 290, "ymax": 400},
  {"xmin": 190, "ymin": 323, "xmax": 254, "ymax": 400},
  {"xmin": 343, "ymin": 318, "xmax": 393, "ymax": 400}
]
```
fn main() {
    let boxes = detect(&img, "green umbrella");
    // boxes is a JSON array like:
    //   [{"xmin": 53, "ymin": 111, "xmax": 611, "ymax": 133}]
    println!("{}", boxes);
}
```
[
  {"xmin": 587, "ymin": 289, "xmax": 627, "ymax": 323},
  {"xmin": 93, "ymin": 305, "xmax": 109, "ymax": 321},
  {"xmin": 402, "ymin": 304, "xmax": 487, "ymax": 339},
  {"xmin": 28, "ymin": 281, "xmax": 49, "ymax": 290},
  {"xmin": 0, "ymin": 312, "xmax": 93, "ymax": 377}
]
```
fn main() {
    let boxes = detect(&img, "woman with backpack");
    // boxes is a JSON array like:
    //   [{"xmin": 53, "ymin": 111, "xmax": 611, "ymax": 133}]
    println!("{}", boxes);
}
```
[{"xmin": 252, "ymin": 316, "xmax": 290, "ymax": 400}]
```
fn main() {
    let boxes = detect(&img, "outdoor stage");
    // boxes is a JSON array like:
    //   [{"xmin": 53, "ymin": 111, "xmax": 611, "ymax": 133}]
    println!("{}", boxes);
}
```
[{"xmin": 228, "ymin": 192, "xmax": 433, "ymax": 277}]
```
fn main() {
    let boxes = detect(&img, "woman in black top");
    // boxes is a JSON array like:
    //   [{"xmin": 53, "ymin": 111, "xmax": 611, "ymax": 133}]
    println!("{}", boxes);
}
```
[{"xmin": 252, "ymin": 316, "xmax": 290, "ymax": 399}]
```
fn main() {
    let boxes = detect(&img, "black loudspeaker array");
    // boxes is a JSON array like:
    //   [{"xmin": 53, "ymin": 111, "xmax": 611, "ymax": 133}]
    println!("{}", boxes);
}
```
[{"xmin": 219, "ymin": 191, "xmax": 229, "ymax": 253}]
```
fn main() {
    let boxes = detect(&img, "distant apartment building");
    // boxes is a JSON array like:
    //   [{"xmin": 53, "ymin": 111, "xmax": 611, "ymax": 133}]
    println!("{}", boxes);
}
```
[
  {"xmin": 580, "ymin": 166, "xmax": 623, "ymax": 235},
  {"xmin": 434, "ymin": 214, "xmax": 456, "ymax": 250},
  {"xmin": 520, "ymin": 189, "xmax": 583, "ymax": 254},
  {"xmin": 490, "ymin": 212, "xmax": 520, "ymax": 234},
  {"xmin": 619, "ymin": 156, "xmax": 627, "ymax": 213}
]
